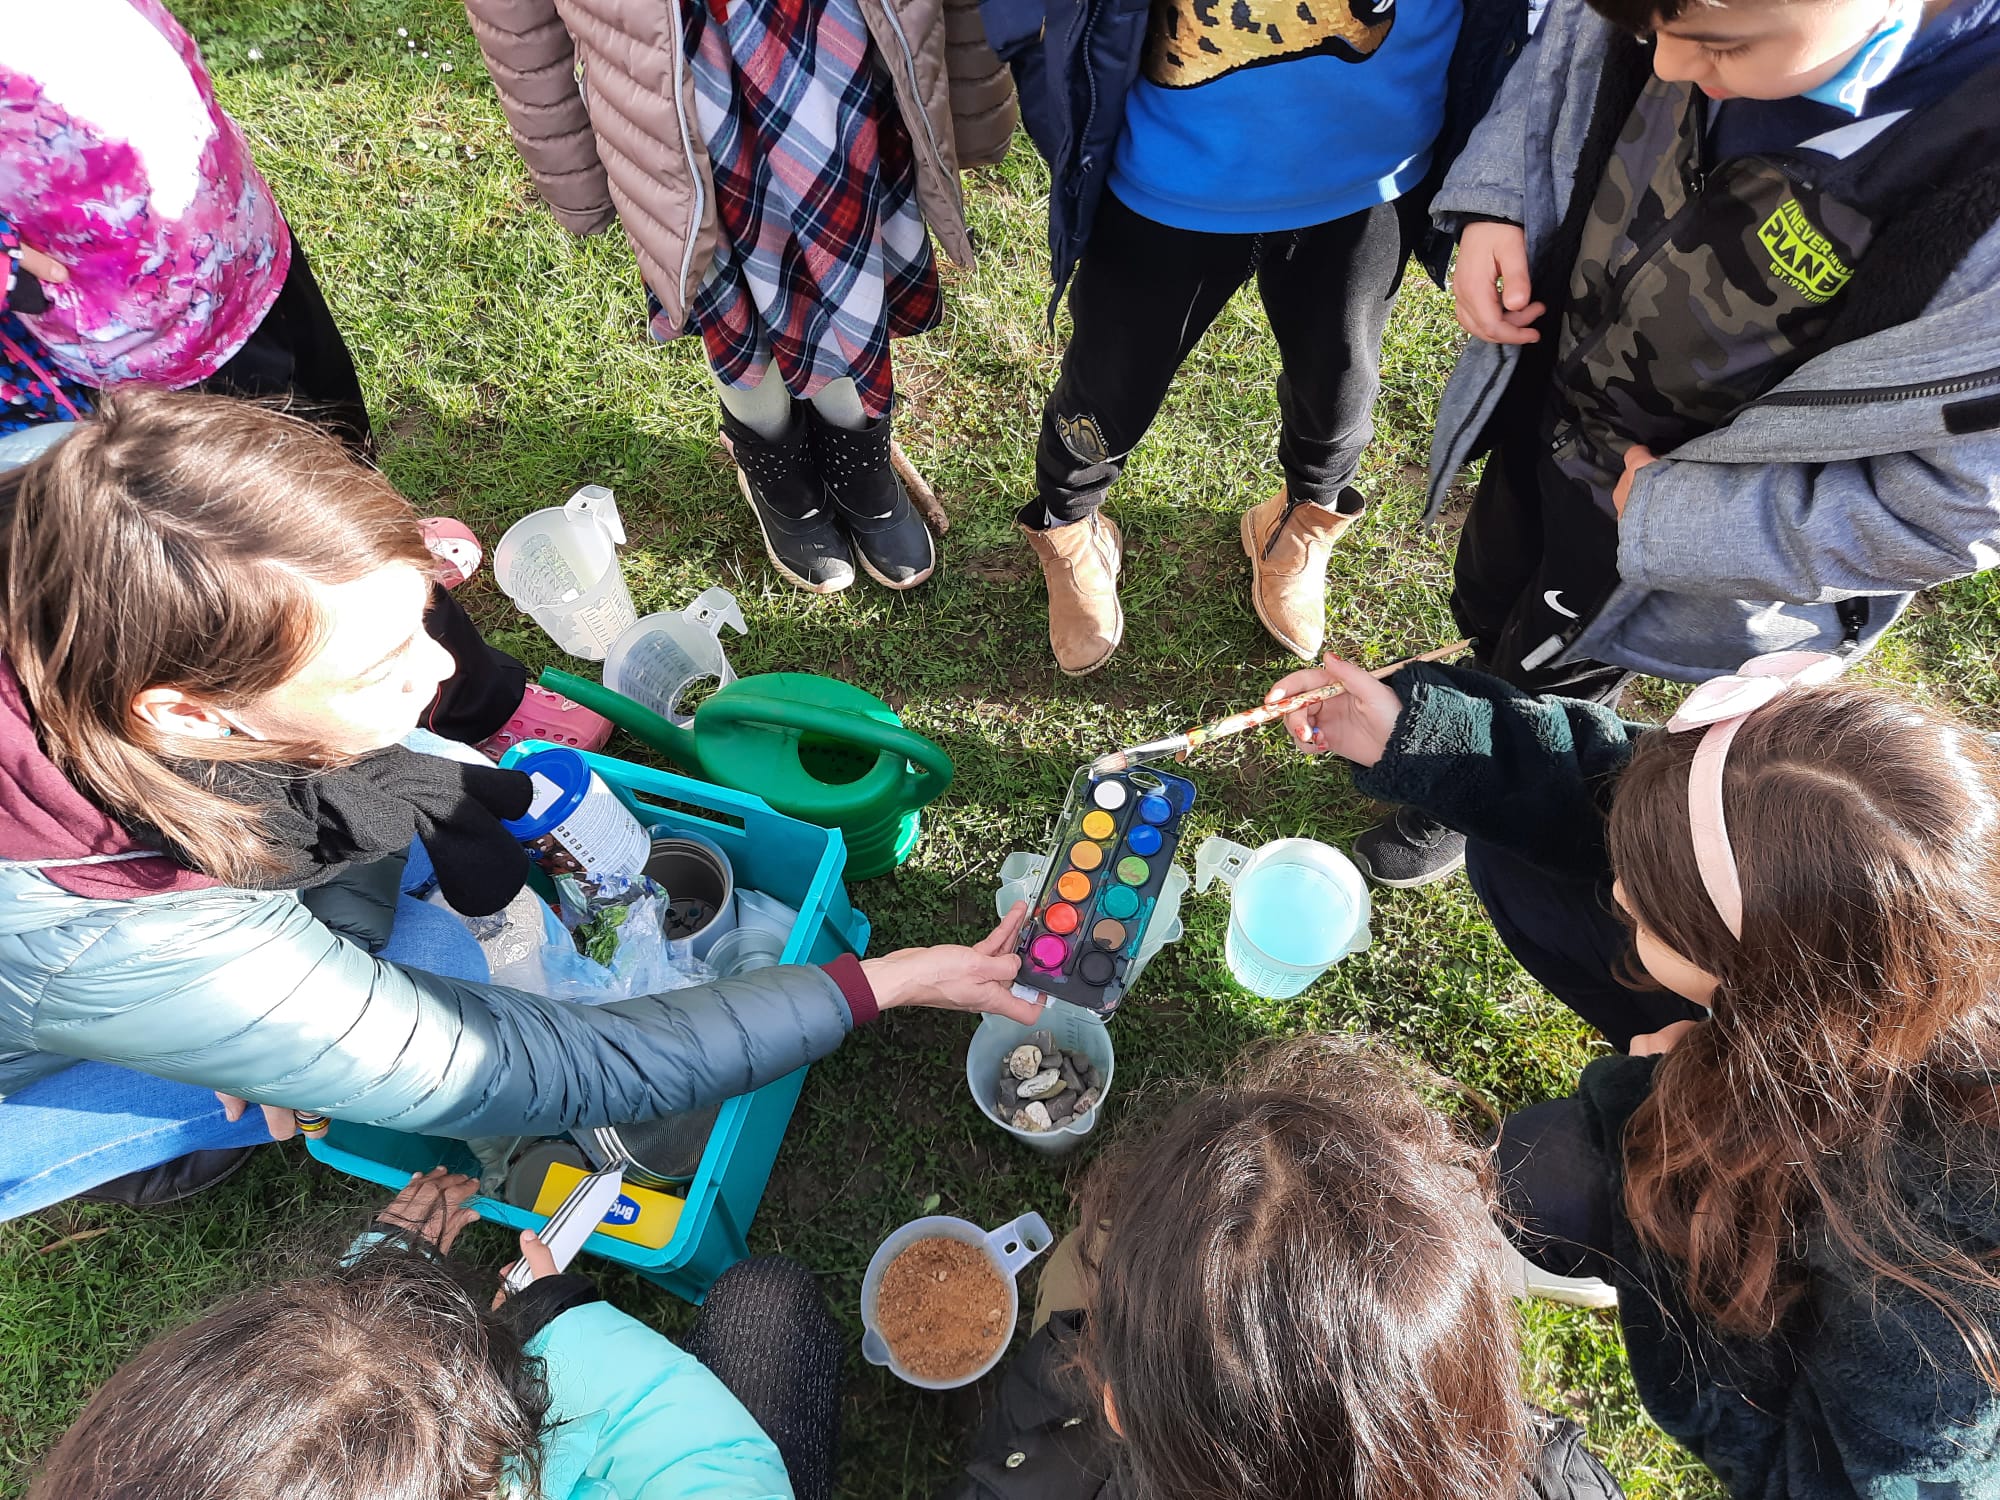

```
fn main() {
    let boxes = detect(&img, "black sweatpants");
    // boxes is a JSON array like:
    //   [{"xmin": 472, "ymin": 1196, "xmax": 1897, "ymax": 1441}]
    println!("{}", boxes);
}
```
[
  {"xmin": 683, "ymin": 1257, "xmax": 843, "ymax": 1500},
  {"xmin": 1020, "ymin": 191, "xmax": 1406, "ymax": 528},
  {"xmin": 1493, "ymin": 1094, "xmax": 1621, "ymax": 1283},
  {"xmin": 1449, "ymin": 406, "xmax": 1630, "ymax": 702},
  {"xmin": 198, "ymin": 241, "xmax": 525, "ymax": 744}
]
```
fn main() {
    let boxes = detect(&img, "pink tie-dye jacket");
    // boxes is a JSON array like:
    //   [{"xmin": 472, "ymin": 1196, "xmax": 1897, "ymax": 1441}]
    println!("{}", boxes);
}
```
[{"xmin": 0, "ymin": 0, "xmax": 290, "ymax": 388}]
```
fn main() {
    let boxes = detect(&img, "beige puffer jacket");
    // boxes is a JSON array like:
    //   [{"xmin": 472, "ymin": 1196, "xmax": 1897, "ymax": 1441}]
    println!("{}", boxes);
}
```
[{"xmin": 462, "ymin": 0, "xmax": 1015, "ymax": 336}]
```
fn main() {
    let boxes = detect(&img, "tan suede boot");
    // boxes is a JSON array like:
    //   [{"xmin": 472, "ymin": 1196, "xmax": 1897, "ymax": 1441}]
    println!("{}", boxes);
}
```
[
  {"xmin": 1020, "ymin": 512, "xmax": 1124, "ymax": 676},
  {"xmin": 1241, "ymin": 486, "xmax": 1365, "ymax": 661}
]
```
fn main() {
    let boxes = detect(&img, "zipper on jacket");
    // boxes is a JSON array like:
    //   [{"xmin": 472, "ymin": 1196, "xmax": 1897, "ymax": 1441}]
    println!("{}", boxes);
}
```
[
  {"xmin": 1069, "ymin": 0, "xmax": 1107, "ymax": 194},
  {"xmin": 665, "ymin": 0, "xmax": 706, "ymax": 309},
  {"xmin": 1744, "ymin": 364, "xmax": 2000, "ymax": 409},
  {"xmin": 877, "ymin": 0, "xmax": 954, "ymax": 204}
]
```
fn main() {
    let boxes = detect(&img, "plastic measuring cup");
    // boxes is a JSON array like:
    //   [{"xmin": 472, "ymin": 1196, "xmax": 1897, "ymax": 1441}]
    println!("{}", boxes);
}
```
[
  {"xmin": 1193, "ymin": 837, "xmax": 1371, "ymax": 999},
  {"xmin": 995, "ymin": 851, "xmax": 1188, "ymax": 995},
  {"xmin": 494, "ymin": 485, "xmax": 638, "ymax": 661},
  {"xmin": 965, "ymin": 999, "xmax": 1115, "ymax": 1157},
  {"xmin": 861, "ymin": 1212, "xmax": 1052, "ymax": 1389},
  {"xmin": 603, "ymin": 587, "xmax": 748, "ymax": 727}
]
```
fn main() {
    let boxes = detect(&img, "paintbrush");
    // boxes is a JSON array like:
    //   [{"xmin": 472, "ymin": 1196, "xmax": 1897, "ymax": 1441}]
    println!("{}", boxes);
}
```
[{"xmin": 1089, "ymin": 639, "xmax": 1472, "ymax": 776}]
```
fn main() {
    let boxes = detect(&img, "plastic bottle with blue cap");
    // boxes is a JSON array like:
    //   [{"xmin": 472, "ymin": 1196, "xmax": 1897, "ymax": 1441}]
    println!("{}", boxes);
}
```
[{"xmin": 501, "ymin": 746, "xmax": 651, "ymax": 879}]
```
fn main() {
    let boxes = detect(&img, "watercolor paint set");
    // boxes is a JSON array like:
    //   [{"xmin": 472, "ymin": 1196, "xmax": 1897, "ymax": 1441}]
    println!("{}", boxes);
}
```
[{"xmin": 1010, "ymin": 765, "xmax": 1197, "ymax": 1019}]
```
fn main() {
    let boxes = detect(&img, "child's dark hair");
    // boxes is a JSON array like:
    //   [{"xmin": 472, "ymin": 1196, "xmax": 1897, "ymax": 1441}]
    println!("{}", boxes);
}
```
[
  {"xmin": 1071, "ymin": 1037, "xmax": 1532, "ymax": 1500},
  {"xmin": 1609, "ymin": 685, "xmax": 2000, "ymax": 1379},
  {"xmin": 1580, "ymin": 0, "xmax": 1700, "ymax": 38},
  {"xmin": 27, "ymin": 1247, "xmax": 551, "ymax": 1500}
]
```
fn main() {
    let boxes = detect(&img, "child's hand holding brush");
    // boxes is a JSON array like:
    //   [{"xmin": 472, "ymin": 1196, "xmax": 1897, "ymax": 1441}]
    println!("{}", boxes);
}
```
[{"xmin": 1267, "ymin": 652, "xmax": 1412, "ymax": 767}]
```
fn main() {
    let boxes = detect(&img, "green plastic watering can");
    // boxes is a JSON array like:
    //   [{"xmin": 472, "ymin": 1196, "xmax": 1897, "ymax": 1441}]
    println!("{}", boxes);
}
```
[{"xmin": 542, "ymin": 669, "xmax": 953, "ymax": 880}]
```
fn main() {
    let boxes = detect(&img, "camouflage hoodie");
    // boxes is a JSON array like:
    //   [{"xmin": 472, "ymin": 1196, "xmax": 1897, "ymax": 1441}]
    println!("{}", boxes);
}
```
[{"xmin": 1424, "ymin": 0, "xmax": 2000, "ymax": 682}]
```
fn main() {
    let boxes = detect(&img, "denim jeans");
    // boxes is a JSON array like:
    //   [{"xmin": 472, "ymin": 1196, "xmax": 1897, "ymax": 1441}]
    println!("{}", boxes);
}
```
[{"xmin": 0, "ymin": 843, "xmax": 489, "ymax": 1219}]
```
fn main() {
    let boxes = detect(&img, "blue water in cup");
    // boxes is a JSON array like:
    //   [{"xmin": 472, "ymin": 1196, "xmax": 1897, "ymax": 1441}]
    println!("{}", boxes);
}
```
[{"xmin": 1196, "ymin": 837, "xmax": 1371, "ymax": 999}]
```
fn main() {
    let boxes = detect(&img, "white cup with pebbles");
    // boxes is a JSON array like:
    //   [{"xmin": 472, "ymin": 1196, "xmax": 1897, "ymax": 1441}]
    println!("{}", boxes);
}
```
[{"xmin": 963, "ymin": 999, "xmax": 1115, "ymax": 1156}]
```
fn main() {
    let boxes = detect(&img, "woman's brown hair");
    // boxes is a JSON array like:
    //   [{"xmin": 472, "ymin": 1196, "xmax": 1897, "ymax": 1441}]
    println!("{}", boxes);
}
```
[
  {"xmin": 1071, "ymin": 1037, "xmax": 1534, "ymax": 1500},
  {"xmin": 0, "ymin": 388, "xmax": 432, "ymax": 884},
  {"xmin": 27, "ymin": 1248, "xmax": 550, "ymax": 1500},
  {"xmin": 1609, "ymin": 685, "xmax": 2000, "ymax": 1377}
]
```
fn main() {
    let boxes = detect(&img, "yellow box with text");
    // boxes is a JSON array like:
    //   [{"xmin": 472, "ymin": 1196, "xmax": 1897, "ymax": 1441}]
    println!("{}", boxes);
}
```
[{"xmin": 532, "ymin": 1161, "xmax": 685, "ymax": 1251}]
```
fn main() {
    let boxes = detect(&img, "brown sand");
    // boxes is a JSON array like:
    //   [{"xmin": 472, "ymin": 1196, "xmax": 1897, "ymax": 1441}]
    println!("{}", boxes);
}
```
[{"xmin": 875, "ymin": 1236, "xmax": 1011, "ymax": 1381}]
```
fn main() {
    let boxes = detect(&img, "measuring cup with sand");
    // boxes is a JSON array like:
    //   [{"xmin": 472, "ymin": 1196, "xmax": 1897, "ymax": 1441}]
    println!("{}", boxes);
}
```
[{"xmin": 861, "ymin": 1211, "xmax": 1052, "ymax": 1389}]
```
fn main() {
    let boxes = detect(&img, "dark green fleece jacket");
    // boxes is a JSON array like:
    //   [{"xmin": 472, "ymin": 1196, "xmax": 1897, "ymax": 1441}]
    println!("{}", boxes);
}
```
[{"xmin": 1350, "ymin": 662, "xmax": 2000, "ymax": 1500}]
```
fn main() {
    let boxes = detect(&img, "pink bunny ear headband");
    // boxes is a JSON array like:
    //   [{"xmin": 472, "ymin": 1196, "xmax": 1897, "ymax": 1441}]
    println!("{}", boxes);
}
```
[{"xmin": 1663, "ymin": 651, "xmax": 1850, "ymax": 939}]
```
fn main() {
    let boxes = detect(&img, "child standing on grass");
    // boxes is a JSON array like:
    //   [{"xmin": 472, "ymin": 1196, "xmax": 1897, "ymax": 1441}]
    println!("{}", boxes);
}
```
[
  {"xmin": 1357, "ymin": 0, "xmax": 2000, "ymax": 886},
  {"xmin": 28, "ymin": 1169, "xmax": 844, "ymax": 1500},
  {"xmin": 1272, "ymin": 649, "xmax": 2000, "ymax": 1496},
  {"xmin": 978, "ymin": 0, "xmax": 1535, "ymax": 676},
  {"xmin": 0, "ymin": 0, "xmax": 610, "ymax": 756},
  {"xmin": 945, "ymin": 1038, "xmax": 1623, "ymax": 1500}
]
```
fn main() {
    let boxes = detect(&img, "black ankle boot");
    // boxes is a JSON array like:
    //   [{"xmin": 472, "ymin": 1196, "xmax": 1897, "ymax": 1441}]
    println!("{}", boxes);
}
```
[
  {"xmin": 807, "ymin": 409, "xmax": 936, "ymax": 590},
  {"xmin": 723, "ymin": 404, "xmax": 855, "ymax": 594}
]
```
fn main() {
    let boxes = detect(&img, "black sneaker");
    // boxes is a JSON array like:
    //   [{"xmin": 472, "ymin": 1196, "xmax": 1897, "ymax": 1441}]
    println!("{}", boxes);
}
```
[
  {"xmin": 1352, "ymin": 808, "xmax": 1467, "ymax": 888},
  {"xmin": 722, "ymin": 404, "xmax": 855, "ymax": 594},
  {"xmin": 75, "ymin": 1146, "xmax": 257, "ymax": 1208},
  {"xmin": 807, "ymin": 409, "xmax": 936, "ymax": 589}
]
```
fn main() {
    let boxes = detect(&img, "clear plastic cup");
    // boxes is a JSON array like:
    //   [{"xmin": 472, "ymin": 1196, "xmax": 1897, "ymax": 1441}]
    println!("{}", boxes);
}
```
[
  {"xmin": 1193, "ymin": 836, "xmax": 1371, "ymax": 999},
  {"xmin": 964, "ymin": 999, "xmax": 1114, "ymax": 1157},
  {"xmin": 494, "ymin": 485, "xmax": 637, "ymax": 661},
  {"xmin": 603, "ymin": 587, "xmax": 747, "ymax": 727}
]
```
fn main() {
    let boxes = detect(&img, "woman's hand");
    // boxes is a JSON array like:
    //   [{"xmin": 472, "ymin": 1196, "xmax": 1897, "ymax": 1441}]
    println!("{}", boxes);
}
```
[
  {"xmin": 861, "ymin": 901, "xmax": 1044, "ymax": 1024},
  {"xmin": 1267, "ymin": 653, "xmax": 1404, "ymax": 767},
  {"xmin": 216, "ymin": 1092, "xmax": 300, "ymax": 1141},
  {"xmin": 493, "ymin": 1230, "xmax": 559, "ymax": 1307},
  {"xmin": 1629, "ymin": 1019, "xmax": 1702, "ymax": 1057},
  {"xmin": 376, "ymin": 1167, "xmax": 481, "ymax": 1254},
  {"xmin": 1454, "ymin": 223, "xmax": 1544, "ymax": 345}
]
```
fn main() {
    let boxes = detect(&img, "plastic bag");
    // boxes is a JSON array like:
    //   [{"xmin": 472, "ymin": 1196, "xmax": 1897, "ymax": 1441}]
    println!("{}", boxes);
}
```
[{"xmin": 543, "ymin": 873, "xmax": 715, "ymax": 1003}]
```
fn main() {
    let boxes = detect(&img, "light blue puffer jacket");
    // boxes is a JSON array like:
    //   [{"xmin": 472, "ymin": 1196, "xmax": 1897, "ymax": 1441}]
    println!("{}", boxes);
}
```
[
  {"xmin": 524, "ymin": 1300, "xmax": 794, "ymax": 1500},
  {"xmin": 0, "ymin": 864, "xmax": 857, "ymax": 1135}
]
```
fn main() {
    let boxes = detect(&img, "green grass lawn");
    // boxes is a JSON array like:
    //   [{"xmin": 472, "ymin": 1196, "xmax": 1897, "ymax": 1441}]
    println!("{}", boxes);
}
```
[{"xmin": 3, "ymin": 3, "xmax": 1996, "ymax": 1495}]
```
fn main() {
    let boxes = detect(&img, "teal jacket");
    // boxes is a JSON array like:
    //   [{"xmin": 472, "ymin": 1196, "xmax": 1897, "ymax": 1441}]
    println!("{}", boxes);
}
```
[
  {"xmin": 525, "ymin": 1300, "xmax": 792, "ymax": 1500},
  {"xmin": 1352, "ymin": 663, "xmax": 2000, "ymax": 1500}
]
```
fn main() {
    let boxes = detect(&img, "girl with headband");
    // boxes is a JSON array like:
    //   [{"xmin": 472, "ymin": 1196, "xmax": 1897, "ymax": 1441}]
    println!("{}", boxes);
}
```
[{"xmin": 1265, "ymin": 649, "xmax": 2000, "ymax": 1497}]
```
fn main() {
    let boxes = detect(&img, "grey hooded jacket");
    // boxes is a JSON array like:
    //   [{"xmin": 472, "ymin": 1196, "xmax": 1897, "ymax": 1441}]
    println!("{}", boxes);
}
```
[
  {"xmin": 1425, "ymin": 0, "xmax": 2000, "ymax": 681},
  {"xmin": 0, "ymin": 868, "xmax": 858, "ymax": 1138}
]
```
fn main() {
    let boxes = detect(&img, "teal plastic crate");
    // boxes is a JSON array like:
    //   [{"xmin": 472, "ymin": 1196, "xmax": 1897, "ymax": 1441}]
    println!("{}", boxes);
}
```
[{"xmin": 306, "ymin": 744, "xmax": 870, "ymax": 1301}]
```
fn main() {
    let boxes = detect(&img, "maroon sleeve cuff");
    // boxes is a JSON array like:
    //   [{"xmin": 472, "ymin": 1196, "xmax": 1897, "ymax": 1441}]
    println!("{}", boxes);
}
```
[{"xmin": 821, "ymin": 953, "xmax": 878, "ymax": 1028}]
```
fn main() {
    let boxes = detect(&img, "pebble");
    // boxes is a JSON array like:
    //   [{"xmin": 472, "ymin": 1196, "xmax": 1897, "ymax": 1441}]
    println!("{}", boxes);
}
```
[
  {"xmin": 992, "ymin": 1042, "xmax": 1105, "ymax": 1133},
  {"xmin": 1016, "ymin": 1068, "xmax": 1065, "ymax": 1101}
]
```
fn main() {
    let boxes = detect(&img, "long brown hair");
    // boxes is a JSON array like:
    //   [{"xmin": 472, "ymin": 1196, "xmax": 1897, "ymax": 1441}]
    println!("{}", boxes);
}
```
[
  {"xmin": 0, "ymin": 388, "xmax": 432, "ymax": 884},
  {"xmin": 1609, "ymin": 685, "xmax": 2000, "ymax": 1376},
  {"xmin": 27, "ymin": 1248, "xmax": 551, "ymax": 1500},
  {"xmin": 1071, "ymin": 1038, "xmax": 1534, "ymax": 1500}
]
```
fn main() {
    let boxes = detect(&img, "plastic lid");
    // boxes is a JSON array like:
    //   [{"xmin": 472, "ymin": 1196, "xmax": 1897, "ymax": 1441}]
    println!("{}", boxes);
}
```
[{"xmin": 499, "ymin": 747, "xmax": 590, "ymax": 839}]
